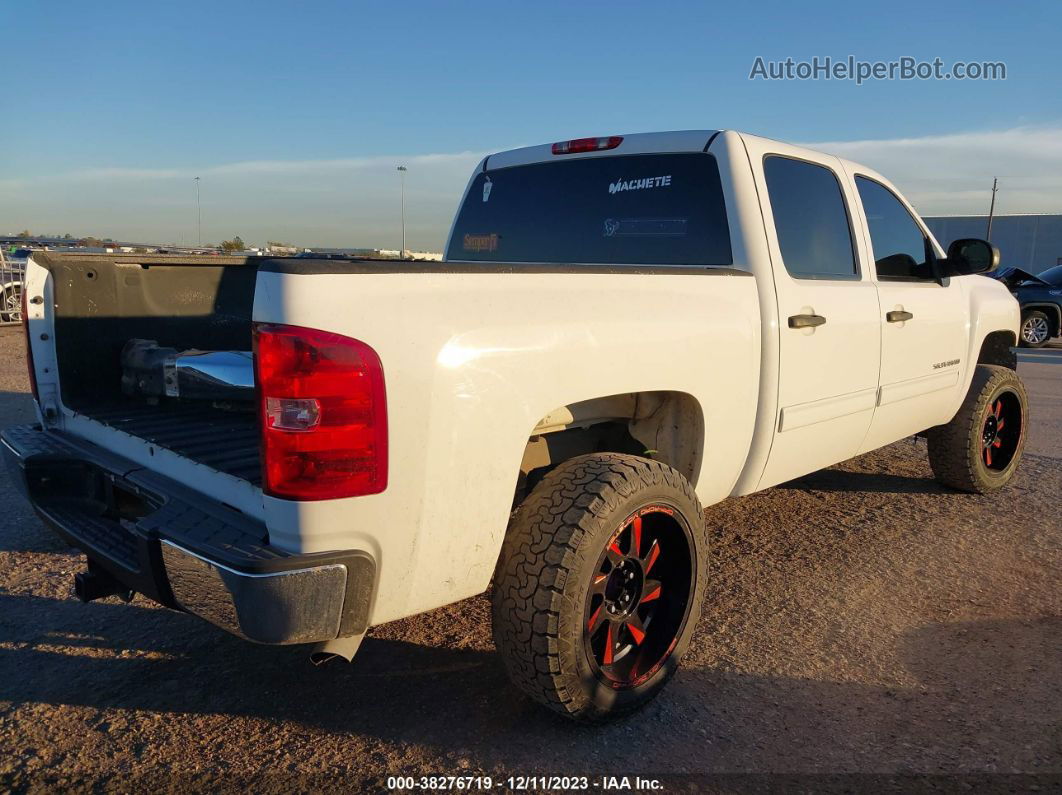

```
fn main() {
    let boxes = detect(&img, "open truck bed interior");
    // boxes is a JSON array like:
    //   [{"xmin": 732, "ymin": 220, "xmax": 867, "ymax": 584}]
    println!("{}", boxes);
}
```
[{"xmin": 36, "ymin": 253, "xmax": 263, "ymax": 485}]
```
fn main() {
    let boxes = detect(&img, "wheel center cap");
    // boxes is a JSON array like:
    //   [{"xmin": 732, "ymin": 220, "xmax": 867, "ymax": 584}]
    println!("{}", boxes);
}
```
[
  {"xmin": 983, "ymin": 415, "xmax": 998, "ymax": 445},
  {"xmin": 605, "ymin": 559, "xmax": 643, "ymax": 617}
]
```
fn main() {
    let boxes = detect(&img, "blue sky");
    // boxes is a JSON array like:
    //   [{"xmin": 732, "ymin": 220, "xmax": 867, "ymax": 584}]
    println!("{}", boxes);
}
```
[{"xmin": 2, "ymin": 0, "xmax": 1060, "ymax": 249}]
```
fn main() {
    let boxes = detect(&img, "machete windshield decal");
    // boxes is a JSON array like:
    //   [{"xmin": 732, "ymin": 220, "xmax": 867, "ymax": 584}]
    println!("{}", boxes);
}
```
[{"xmin": 608, "ymin": 175, "xmax": 672, "ymax": 194}]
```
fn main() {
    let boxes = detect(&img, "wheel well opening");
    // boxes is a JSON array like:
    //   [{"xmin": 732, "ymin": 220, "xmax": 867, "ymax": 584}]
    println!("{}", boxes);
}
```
[
  {"xmin": 514, "ymin": 391, "xmax": 704, "ymax": 507},
  {"xmin": 978, "ymin": 330, "xmax": 1018, "ymax": 370}
]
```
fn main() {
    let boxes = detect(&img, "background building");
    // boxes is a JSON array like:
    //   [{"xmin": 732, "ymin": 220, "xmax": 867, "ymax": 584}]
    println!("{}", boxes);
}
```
[{"xmin": 923, "ymin": 214, "xmax": 1062, "ymax": 272}]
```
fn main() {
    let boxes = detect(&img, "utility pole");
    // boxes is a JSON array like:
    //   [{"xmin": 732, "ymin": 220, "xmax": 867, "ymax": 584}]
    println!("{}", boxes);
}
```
[
  {"xmin": 397, "ymin": 165, "xmax": 407, "ymax": 257},
  {"xmin": 986, "ymin": 177, "xmax": 998, "ymax": 242},
  {"xmin": 194, "ymin": 176, "xmax": 202, "ymax": 248}
]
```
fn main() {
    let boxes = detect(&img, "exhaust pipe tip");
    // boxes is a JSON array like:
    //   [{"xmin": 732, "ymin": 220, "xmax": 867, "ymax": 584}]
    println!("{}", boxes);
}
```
[{"xmin": 309, "ymin": 632, "xmax": 366, "ymax": 666}]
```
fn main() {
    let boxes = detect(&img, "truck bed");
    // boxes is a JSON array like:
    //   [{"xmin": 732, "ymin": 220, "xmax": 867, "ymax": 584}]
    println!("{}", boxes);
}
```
[
  {"xmin": 74, "ymin": 400, "xmax": 261, "ymax": 485},
  {"xmin": 30, "ymin": 252, "xmax": 263, "ymax": 486}
]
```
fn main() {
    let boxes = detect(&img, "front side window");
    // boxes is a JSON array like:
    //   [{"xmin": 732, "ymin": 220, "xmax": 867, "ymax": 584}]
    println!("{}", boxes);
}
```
[
  {"xmin": 856, "ymin": 176, "xmax": 935, "ymax": 281},
  {"xmin": 763, "ymin": 156, "xmax": 857, "ymax": 279}
]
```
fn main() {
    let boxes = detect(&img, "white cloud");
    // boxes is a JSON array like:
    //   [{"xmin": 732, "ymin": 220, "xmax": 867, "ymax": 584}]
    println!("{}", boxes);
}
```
[
  {"xmin": 60, "ymin": 151, "xmax": 486, "ymax": 181},
  {"xmin": 803, "ymin": 125, "xmax": 1062, "ymax": 216}
]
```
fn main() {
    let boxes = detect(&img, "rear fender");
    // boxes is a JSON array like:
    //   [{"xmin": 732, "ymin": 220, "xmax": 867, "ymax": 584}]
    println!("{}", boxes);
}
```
[{"xmin": 255, "ymin": 268, "xmax": 760, "ymax": 624}]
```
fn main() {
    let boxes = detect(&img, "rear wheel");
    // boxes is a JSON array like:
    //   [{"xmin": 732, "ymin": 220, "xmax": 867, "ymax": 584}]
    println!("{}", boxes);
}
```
[
  {"xmin": 927, "ymin": 364, "xmax": 1028, "ymax": 493},
  {"xmin": 491, "ymin": 453, "xmax": 707, "ymax": 722},
  {"xmin": 1019, "ymin": 310, "xmax": 1051, "ymax": 348}
]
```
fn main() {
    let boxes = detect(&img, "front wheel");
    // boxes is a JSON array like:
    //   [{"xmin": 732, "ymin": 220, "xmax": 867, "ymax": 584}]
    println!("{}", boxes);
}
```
[
  {"xmin": 491, "ymin": 453, "xmax": 707, "ymax": 722},
  {"xmin": 1019, "ymin": 310, "xmax": 1051, "ymax": 348},
  {"xmin": 927, "ymin": 364, "xmax": 1028, "ymax": 493}
]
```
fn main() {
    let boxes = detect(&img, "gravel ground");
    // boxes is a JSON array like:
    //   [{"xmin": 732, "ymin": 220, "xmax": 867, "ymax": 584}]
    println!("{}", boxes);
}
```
[{"xmin": 0, "ymin": 327, "xmax": 1059, "ymax": 791}]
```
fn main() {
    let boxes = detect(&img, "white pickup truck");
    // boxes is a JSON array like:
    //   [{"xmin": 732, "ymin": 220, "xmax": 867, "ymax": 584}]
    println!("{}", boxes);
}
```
[{"xmin": 4, "ymin": 130, "xmax": 1027, "ymax": 722}]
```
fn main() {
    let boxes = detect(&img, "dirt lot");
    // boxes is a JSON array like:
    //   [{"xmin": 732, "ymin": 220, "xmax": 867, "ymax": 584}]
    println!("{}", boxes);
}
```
[{"xmin": 0, "ymin": 327, "xmax": 1059, "ymax": 791}]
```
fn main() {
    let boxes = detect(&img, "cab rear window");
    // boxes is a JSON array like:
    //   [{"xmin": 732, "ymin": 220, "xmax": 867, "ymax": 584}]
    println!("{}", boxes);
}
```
[{"xmin": 446, "ymin": 153, "xmax": 732, "ymax": 266}]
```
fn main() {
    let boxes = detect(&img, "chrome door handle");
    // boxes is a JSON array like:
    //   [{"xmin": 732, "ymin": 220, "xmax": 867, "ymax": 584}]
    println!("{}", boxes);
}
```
[
  {"xmin": 788, "ymin": 313, "xmax": 827, "ymax": 329},
  {"xmin": 886, "ymin": 310, "xmax": 914, "ymax": 323}
]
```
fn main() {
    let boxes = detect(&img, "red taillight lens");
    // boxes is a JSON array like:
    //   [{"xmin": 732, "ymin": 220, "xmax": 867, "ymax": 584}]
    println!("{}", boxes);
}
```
[
  {"xmin": 21, "ymin": 287, "xmax": 39, "ymax": 402},
  {"xmin": 551, "ymin": 136, "xmax": 623, "ymax": 155},
  {"xmin": 253, "ymin": 323, "xmax": 387, "ymax": 500}
]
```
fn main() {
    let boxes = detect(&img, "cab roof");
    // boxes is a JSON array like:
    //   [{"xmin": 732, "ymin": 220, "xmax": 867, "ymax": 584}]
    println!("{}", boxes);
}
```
[{"xmin": 482, "ymin": 129, "xmax": 886, "ymax": 184}]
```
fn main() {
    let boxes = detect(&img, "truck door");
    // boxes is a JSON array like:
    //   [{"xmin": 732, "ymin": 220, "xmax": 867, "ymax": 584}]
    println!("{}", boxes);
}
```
[
  {"xmin": 745, "ymin": 142, "xmax": 882, "ymax": 489},
  {"xmin": 847, "ymin": 172, "xmax": 970, "ymax": 452}
]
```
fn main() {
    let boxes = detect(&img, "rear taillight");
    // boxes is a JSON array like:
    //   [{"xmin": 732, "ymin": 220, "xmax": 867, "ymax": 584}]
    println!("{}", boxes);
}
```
[
  {"xmin": 551, "ymin": 136, "xmax": 623, "ymax": 155},
  {"xmin": 21, "ymin": 287, "xmax": 39, "ymax": 402},
  {"xmin": 253, "ymin": 323, "xmax": 387, "ymax": 500}
]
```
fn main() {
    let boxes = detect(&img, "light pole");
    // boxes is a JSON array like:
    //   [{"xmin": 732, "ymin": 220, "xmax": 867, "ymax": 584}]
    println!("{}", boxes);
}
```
[
  {"xmin": 194, "ymin": 176, "xmax": 202, "ymax": 248},
  {"xmin": 397, "ymin": 165, "xmax": 407, "ymax": 257},
  {"xmin": 986, "ymin": 177, "xmax": 998, "ymax": 243}
]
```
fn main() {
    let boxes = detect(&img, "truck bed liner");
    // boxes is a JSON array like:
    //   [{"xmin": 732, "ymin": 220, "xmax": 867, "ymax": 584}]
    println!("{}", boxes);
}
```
[{"xmin": 74, "ymin": 401, "xmax": 261, "ymax": 486}]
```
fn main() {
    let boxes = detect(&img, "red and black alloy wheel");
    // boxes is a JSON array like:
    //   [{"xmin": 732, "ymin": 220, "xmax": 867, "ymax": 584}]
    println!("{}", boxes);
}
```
[
  {"xmin": 980, "ymin": 392, "xmax": 1021, "ymax": 471},
  {"xmin": 583, "ymin": 505, "xmax": 695, "ymax": 689}
]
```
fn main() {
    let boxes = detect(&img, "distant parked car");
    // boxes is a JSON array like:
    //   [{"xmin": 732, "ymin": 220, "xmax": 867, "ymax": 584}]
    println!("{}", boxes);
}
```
[
  {"xmin": 294, "ymin": 251, "xmax": 353, "ymax": 260},
  {"xmin": 994, "ymin": 265, "xmax": 1062, "ymax": 347}
]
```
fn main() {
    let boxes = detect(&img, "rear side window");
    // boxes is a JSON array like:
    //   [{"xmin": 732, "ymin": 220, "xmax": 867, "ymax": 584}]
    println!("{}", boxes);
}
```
[
  {"xmin": 445, "ymin": 153, "xmax": 732, "ymax": 266},
  {"xmin": 855, "ymin": 176, "xmax": 935, "ymax": 281},
  {"xmin": 764, "ymin": 156, "xmax": 857, "ymax": 279}
]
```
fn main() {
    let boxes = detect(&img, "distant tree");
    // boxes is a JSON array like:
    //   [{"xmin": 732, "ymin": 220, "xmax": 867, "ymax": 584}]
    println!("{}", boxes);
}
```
[
  {"xmin": 220, "ymin": 236, "xmax": 246, "ymax": 252},
  {"xmin": 17, "ymin": 229, "xmax": 31, "ymax": 238},
  {"xmin": 62, "ymin": 233, "xmax": 74, "ymax": 240},
  {"xmin": 81, "ymin": 236, "xmax": 104, "ymax": 248}
]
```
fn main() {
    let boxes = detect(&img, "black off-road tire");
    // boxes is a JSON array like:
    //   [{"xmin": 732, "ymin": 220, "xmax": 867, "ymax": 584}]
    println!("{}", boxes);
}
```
[
  {"xmin": 491, "ymin": 453, "xmax": 708, "ymax": 723},
  {"xmin": 926, "ymin": 364, "xmax": 1028, "ymax": 494},
  {"xmin": 1019, "ymin": 310, "xmax": 1051, "ymax": 348}
]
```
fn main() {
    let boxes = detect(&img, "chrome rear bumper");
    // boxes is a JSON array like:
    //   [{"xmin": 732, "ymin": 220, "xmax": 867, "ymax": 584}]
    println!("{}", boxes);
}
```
[{"xmin": 160, "ymin": 541, "xmax": 349, "ymax": 644}]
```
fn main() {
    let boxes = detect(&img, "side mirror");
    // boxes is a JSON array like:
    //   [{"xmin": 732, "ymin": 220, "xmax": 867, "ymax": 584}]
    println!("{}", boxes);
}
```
[{"xmin": 942, "ymin": 238, "xmax": 1000, "ymax": 276}]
